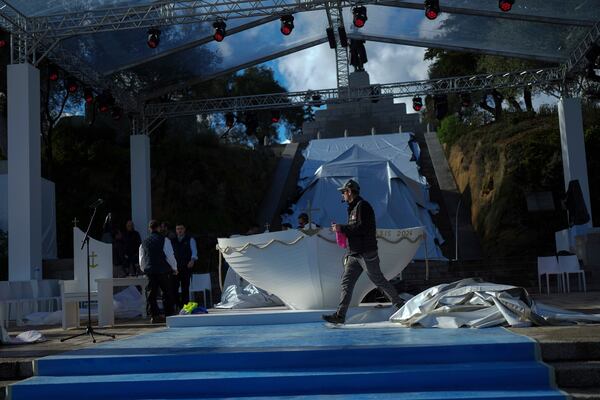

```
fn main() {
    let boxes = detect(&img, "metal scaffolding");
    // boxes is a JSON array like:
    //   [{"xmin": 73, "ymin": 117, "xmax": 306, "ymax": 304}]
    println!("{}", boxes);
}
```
[
  {"xmin": 325, "ymin": 1, "xmax": 350, "ymax": 89},
  {"xmin": 144, "ymin": 67, "xmax": 565, "ymax": 118}
]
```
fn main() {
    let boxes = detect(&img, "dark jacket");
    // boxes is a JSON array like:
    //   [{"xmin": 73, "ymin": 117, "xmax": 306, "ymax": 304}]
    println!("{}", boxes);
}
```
[
  {"xmin": 124, "ymin": 230, "xmax": 142, "ymax": 258},
  {"xmin": 340, "ymin": 196, "xmax": 378, "ymax": 255},
  {"xmin": 141, "ymin": 232, "xmax": 171, "ymax": 274},
  {"xmin": 171, "ymin": 235, "xmax": 193, "ymax": 271}
]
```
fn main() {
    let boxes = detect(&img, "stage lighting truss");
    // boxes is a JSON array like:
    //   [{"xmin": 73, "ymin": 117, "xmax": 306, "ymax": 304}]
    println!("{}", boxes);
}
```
[
  {"xmin": 352, "ymin": 5, "xmax": 367, "ymax": 28},
  {"xmin": 213, "ymin": 19, "xmax": 227, "ymax": 42},
  {"xmin": 147, "ymin": 28, "xmax": 161, "ymax": 48},
  {"xmin": 425, "ymin": 0, "xmax": 440, "ymax": 20},
  {"xmin": 280, "ymin": 15, "xmax": 294, "ymax": 36},
  {"xmin": 412, "ymin": 96, "xmax": 423, "ymax": 111}
]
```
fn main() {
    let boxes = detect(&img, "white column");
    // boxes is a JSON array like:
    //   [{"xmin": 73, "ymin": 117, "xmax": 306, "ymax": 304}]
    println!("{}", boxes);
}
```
[
  {"xmin": 558, "ymin": 98, "xmax": 592, "ymax": 224},
  {"xmin": 7, "ymin": 64, "xmax": 42, "ymax": 281},
  {"xmin": 130, "ymin": 135, "xmax": 152, "ymax": 240}
]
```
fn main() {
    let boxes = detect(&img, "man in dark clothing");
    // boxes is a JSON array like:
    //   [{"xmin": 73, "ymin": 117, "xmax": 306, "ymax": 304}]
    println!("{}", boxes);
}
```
[
  {"xmin": 322, "ymin": 179, "xmax": 402, "ymax": 324},
  {"xmin": 123, "ymin": 220, "xmax": 142, "ymax": 276},
  {"xmin": 139, "ymin": 220, "xmax": 178, "ymax": 323},
  {"xmin": 171, "ymin": 223, "xmax": 198, "ymax": 310}
]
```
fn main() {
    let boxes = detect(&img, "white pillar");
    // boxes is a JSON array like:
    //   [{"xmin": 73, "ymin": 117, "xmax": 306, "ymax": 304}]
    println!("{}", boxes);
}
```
[
  {"xmin": 558, "ymin": 98, "xmax": 592, "ymax": 224},
  {"xmin": 130, "ymin": 135, "xmax": 152, "ymax": 240},
  {"xmin": 7, "ymin": 64, "xmax": 42, "ymax": 281}
]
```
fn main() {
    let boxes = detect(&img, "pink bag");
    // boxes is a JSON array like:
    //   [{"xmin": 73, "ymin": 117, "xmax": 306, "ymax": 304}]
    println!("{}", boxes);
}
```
[{"xmin": 335, "ymin": 231, "xmax": 347, "ymax": 249}]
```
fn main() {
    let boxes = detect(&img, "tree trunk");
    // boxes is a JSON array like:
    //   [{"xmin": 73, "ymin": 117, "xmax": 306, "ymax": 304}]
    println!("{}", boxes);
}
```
[
  {"xmin": 479, "ymin": 95, "xmax": 495, "ymax": 114},
  {"xmin": 524, "ymin": 87, "xmax": 534, "ymax": 113},
  {"xmin": 508, "ymin": 96, "xmax": 523, "ymax": 112},
  {"xmin": 492, "ymin": 90, "xmax": 503, "ymax": 120}
]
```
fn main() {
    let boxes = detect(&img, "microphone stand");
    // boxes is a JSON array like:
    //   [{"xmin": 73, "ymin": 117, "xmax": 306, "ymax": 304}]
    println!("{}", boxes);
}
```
[{"xmin": 61, "ymin": 204, "xmax": 116, "ymax": 343}]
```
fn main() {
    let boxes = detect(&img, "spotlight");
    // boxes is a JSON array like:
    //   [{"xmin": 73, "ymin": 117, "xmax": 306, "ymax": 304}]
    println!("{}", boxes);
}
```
[
  {"xmin": 65, "ymin": 77, "xmax": 78, "ymax": 94},
  {"xmin": 412, "ymin": 96, "xmax": 423, "ymax": 112},
  {"xmin": 338, "ymin": 26, "xmax": 348, "ymax": 48},
  {"xmin": 434, "ymin": 94, "xmax": 448, "ymax": 120},
  {"xmin": 48, "ymin": 65, "xmax": 59, "ymax": 82},
  {"xmin": 244, "ymin": 112, "xmax": 258, "ymax": 136},
  {"xmin": 83, "ymin": 87, "xmax": 94, "ymax": 104},
  {"xmin": 111, "ymin": 106, "xmax": 123, "ymax": 121},
  {"xmin": 352, "ymin": 6, "xmax": 367, "ymax": 28},
  {"xmin": 498, "ymin": 0, "xmax": 514, "ymax": 12},
  {"xmin": 280, "ymin": 15, "xmax": 294, "ymax": 36},
  {"xmin": 0, "ymin": 39, "xmax": 6, "ymax": 48},
  {"xmin": 225, "ymin": 112, "xmax": 235, "ymax": 128},
  {"xmin": 425, "ymin": 0, "xmax": 440, "ymax": 20},
  {"xmin": 147, "ymin": 28, "xmax": 161, "ymax": 49},
  {"xmin": 271, "ymin": 110, "xmax": 281, "ymax": 123},
  {"xmin": 460, "ymin": 93, "xmax": 471, "ymax": 107},
  {"xmin": 326, "ymin": 28, "xmax": 337, "ymax": 49},
  {"xmin": 213, "ymin": 20, "xmax": 227, "ymax": 42},
  {"xmin": 98, "ymin": 90, "xmax": 114, "ymax": 113}
]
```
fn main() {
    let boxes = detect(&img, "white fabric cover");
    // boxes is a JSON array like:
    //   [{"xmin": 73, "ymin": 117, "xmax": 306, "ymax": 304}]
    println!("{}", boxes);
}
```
[
  {"xmin": 0, "ymin": 175, "xmax": 57, "ymax": 259},
  {"xmin": 390, "ymin": 278, "xmax": 600, "ymax": 328},
  {"xmin": 71, "ymin": 227, "xmax": 113, "ymax": 292},
  {"xmin": 216, "ymin": 267, "xmax": 284, "ymax": 309},
  {"xmin": 217, "ymin": 227, "xmax": 423, "ymax": 310},
  {"xmin": 283, "ymin": 145, "xmax": 444, "ymax": 260}
]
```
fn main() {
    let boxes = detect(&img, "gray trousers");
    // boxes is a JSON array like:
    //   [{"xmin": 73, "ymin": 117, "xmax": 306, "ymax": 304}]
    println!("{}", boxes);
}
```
[{"xmin": 337, "ymin": 250, "xmax": 400, "ymax": 318}]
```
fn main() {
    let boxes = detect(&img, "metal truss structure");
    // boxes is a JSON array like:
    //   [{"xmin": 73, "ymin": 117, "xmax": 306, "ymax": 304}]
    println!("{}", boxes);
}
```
[
  {"xmin": 325, "ymin": 1, "xmax": 350, "ymax": 89},
  {"xmin": 566, "ymin": 20, "xmax": 600, "ymax": 73},
  {"xmin": 144, "ymin": 67, "xmax": 565, "ymax": 118}
]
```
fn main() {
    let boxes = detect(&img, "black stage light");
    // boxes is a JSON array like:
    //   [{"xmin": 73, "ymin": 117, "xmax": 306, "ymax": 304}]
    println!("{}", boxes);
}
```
[
  {"xmin": 352, "ymin": 6, "xmax": 367, "ymax": 28},
  {"xmin": 147, "ymin": 28, "xmax": 161, "ymax": 49},
  {"xmin": 213, "ymin": 20, "xmax": 227, "ymax": 42},
  {"xmin": 48, "ymin": 65, "xmax": 59, "ymax": 81},
  {"xmin": 499, "ymin": 0, "xmax": 514, "ymax": 12},
  {"xmin": 412, "ymin": 96, "xmax": 423, "ymax": 112},
  {"xmin": 0, "ymin": 39, "xmax": 6, "ymax": 48},
  {"xmin": 65, "ymin": 77, "xmax": 78, "ymax": 93},
  {"xmin": 338, "ymin": 26, "xmax": 348, "ymax": 48},
  {"xmin": 83, "ymin": 87, "xmax": 94, "ymax": 104},
  {"xmin": 111, "ymin": 106, "xmax": 122, "ymax": 121},
  {"xmin": 434, "ymin": 94, "xmax": 448, "ymax": 120},
  {"xmin": 326, "ymin": 27, "xmax": 336, "ymax": 49},
  {"xmin": 98, "ymin": 91, "xmax": 114, "ymax": 113},
  {"xmin": 271, "ymin": 110, "xmax": 281, "ymax": 123},
  {"xmin": 425, "ymin": 0, "xmax": 440, "ymax": 20},
  {"xmin": 460, "ymin": 93, "xmax": 471, "ymax": 107},
  {"xmin": 225, "ymin": 112, "xmax": 235, "ymax": 128},
  {"xmin": 280, "ymin": 15, "xmax": 294, "ymax": 36}
]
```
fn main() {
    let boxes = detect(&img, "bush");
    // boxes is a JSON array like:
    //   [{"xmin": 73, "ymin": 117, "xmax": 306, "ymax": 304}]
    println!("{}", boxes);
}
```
[{"xmin": 436, "ymin": 114, "xmax": 465, "ymax": 147}]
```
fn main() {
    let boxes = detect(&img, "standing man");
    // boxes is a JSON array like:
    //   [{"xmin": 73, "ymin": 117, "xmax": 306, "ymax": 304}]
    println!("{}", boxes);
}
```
[
  {"xmin": 123, "ymin": 220, "xmax": 142, "ymax": 276},
  {"xmin": 139, "ymin": 220, "xmax": 178, "ymax": 323},
  {"xmin": 297, "ymin": 213, "xmax": 319, "ymax": 230},
  {"xmin": 322, "ymin": 179, "xmax": 403, "ymax": 324},
  {"xmin": 171, "ymin": 223, "xmax": 198, "ymax": 310}
]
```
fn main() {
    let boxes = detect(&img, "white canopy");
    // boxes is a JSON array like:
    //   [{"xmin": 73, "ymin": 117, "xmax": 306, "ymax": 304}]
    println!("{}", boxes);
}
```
[{"xmin": 283, "ymin": 145, "xmax": 444, "ymax": 260}]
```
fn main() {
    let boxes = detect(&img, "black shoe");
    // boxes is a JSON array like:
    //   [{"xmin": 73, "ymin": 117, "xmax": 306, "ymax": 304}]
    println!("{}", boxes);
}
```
[
  {"xmin": 322, "ymin": 313, "xmax": 345, "ymax": 324},
  {"xmin": 150, "ymin": 316, "xmax": 165, "ymax": 324}
]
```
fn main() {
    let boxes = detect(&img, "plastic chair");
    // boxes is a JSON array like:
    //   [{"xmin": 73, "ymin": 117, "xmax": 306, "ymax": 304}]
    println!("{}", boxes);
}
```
[
  {"xmin": 558, "ymin": 255, "xmax": 586, "ymax": 293},
  {"xmin": 34, "ymin": 280, "xmax": 61, "ymax": 312},
  {"xmin": 537, "ymin": 256, "xmax": 564, "ymax": 294},
  {"xmin": 190, "ymin": 273, "xmax": 212, "ymax": 308}
]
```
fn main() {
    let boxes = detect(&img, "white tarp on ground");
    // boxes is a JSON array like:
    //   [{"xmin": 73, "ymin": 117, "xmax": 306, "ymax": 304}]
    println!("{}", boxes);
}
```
[
  {"xmin": 389, "ymin": 278, "xmax": 600, "ymax": 328},
  {"xmin": 299, "ymin": 133, "xmax": 425, "ymax": 187},
  {"xmin": 282, "ymin": 146, "xmax": 444, "ymax": 260},
  {"xmin": 216, "ymin": 267, "xmax": 284, "ymax": 309},
  {"xmin": 0, "ymin": 175, "xmax": 57, "ymax": 259}
]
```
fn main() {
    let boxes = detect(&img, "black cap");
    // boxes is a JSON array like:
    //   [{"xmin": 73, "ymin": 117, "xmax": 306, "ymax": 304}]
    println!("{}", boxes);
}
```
[{"xmin": 337, "ymin": 179, "xmax": 360, "ymax": 193}]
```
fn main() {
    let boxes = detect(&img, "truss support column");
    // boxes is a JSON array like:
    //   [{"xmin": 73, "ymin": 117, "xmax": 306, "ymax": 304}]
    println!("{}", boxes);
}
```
[
  {"xmin": 130, "ymin": 134, "xmax": 152, "ymax": 240},
  {"xmin": 558, "ymin": 97, "xmax": 592, "ymax": 226},
  {"xmin": 7, "ymin": 63, "xmax": 42, "ymax": 281}
]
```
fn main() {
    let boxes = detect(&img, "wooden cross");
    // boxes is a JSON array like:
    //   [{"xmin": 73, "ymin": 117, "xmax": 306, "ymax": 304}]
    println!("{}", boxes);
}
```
[
  {"xmin": 89, "ymin": 251, "xmax": 98, "ymax": 269},
  {"xmin": 72, "ymin": 217, "xmax": 79, "ymax": 227},
  {"xmin": 302, "ymin": 200, "xmax": 320, "ymax": 227}
]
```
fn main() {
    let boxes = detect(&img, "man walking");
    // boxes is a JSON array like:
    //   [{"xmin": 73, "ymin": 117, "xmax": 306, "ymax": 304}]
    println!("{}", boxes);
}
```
[
  {"xmin": 322, "ymin": 179, "xmax": 403, "ymax": 324},
  {"xmin": 171, "ymin": 223, "xmax": 198, "ymax": 310},
  {"xmin": 139, "ymin": 220, "xmax": 178, "ymax": 323}
]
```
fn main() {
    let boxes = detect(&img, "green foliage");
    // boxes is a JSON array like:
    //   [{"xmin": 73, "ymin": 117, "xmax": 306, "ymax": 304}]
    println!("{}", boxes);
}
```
[{"xmin": 436, "ymin": 115, "xmax": 466, "ymax": 147}]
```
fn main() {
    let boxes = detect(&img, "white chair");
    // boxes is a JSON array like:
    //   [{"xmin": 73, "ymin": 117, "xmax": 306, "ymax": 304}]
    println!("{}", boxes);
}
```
[
  {"xmin": 34, "ymin": 280, "xmax": 61, "ymax": 312},
  {"xmin": 558, "ymin": 255, "xmax": 586, "ymax": 293},
  {"xmin": 190, "ymin": 273, "xmax": 212, "ymax": 308},
  {"xmin": 537, "ymin": 256, "xmax": 564, "ymax": 294}
]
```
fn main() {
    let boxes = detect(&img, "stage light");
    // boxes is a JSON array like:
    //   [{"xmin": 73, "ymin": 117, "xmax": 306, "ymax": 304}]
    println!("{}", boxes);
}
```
[
  {"xmin": 434, "ymin": 94, "xmax": 448, "ymax": 120},
  {"xmin": 412, "ymin": 96, "xmax": 423, "ymax": 112},
  {"xmin": 0, "ymin": 39, "xmax": 6, "ymax": 48},
  {"xmin": 280, "ymin": 15, "xmax": 294, "ymax": 36},
  {"xmin": 352, "ymin": 6, "xmax": 367, "ymax": 28},
  {"xmin": 225, "ymin": 112, "xmax": 235, "ymax": 128},
  {"xmin": 271, "ymin": 110, "xmax": 281, "ymax": 123},
  {"xmin": 213, "ymin": 20, "xmax": 227, "ymax": 42},
  {"xmin": 244, "ymin": 112, "xmax": 258, "ymax": 136},
  {"xmin": 65, "ymin": 77, "xmax": 78, "ymax": 94},
  {"xmin": 338, "ymin": 26, "xmax": 348, "ymax": 48},
  {"xmin": 111, "ymin": 106, "xmax": 122, "ymax": 121},
  {"xmin": 499, "ymin": 0, "xmax": 514, "ymax": 12},
  {"xmin": 326, "ymin": 28, "xmax": 336, "ymax": 49},
  {"xmin": 83, "ymin": 87, "xmax": 94, "ymax": 104},
  {"xmin": 460, "ymin": 93, "xmax": 471, "ymax": 107},
  {"xmin": 98, "ymin": 91, "xmax": 114, "ymax": 113},
  {"xmin": 147, "ymin": 28, "xmax": 161, "ymax": 48},
  {"xmin": 425, "ymin": 0, "xmax": 440, "ymax": 20},
  {"xmin": 48, "ymin": 65, "xmax": 59, "ymax": 81}
]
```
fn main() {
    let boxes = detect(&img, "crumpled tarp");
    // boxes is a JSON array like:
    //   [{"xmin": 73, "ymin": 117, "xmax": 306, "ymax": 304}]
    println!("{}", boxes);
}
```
[
  {"xmin": 215, "ymin": 283, "xmax": 284, "ymax": 309},
  {"xmin": 390, "ymin": 278, "xmax": 600, "ymax": 328}
]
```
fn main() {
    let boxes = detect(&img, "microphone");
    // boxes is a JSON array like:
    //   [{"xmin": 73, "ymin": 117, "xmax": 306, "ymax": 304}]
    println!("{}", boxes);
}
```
[{"xmin": 89, "ymin": 198, "xmax": 104, "ymax": 208}]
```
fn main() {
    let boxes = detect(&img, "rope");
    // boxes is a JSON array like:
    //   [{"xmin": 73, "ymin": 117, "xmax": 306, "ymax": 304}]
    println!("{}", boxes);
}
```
[{"xmin": 216, "ymin": 235, "xmax": 306, "ymax": 255}]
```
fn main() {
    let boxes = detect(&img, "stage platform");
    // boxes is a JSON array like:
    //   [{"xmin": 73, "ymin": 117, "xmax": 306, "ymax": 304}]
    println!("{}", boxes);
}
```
[{"xmin": 8, "ymin": 319, "xmax": 567, "ymax": 399}]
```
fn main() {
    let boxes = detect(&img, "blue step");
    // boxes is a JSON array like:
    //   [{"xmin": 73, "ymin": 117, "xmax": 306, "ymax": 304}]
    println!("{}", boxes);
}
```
[{"xmin": 9, "ymin": 361, "xmax": 554, "ymax": 400}]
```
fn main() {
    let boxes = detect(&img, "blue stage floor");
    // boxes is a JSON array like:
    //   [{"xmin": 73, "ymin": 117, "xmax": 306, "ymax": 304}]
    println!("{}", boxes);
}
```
[{"xmin": 9, "ymin": 323, "xmax": 567, "ymax": 400}]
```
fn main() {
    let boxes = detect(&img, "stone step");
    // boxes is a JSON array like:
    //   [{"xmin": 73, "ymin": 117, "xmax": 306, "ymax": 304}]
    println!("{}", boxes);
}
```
[{"xmin": 551, "ymin": 361, "xmax": 600, "ymax": 388}]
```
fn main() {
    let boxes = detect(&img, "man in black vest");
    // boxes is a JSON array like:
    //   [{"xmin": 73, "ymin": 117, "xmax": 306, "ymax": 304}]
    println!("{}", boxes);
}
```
[
  {"xmin": 171, "ymin": 223, "xmax": 198, "ymax": 310},
  {"xmin": 322, "ymin": 179, "xmax": 402, "ymax": 324},
  {"xmin": 139, "ymin": 220, "xmax": 178, "ymax": 323}
]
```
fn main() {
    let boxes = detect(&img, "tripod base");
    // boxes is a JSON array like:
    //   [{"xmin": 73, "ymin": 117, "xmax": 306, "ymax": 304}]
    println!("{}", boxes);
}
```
[{"xmin": 60, "ymin": 325, "xmax": 116, "ymax": 344}]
